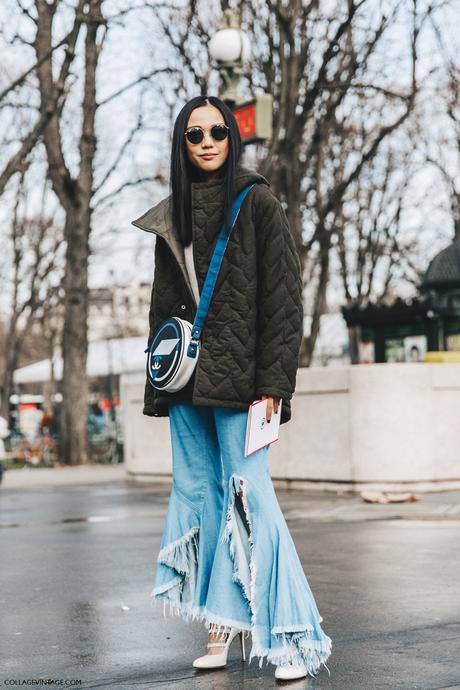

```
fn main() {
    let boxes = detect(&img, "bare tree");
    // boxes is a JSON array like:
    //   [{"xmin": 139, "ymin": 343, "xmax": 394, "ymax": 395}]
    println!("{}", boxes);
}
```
[
  {"xmin": 1, "ymin": 0, "xmax": 179, "ymax": 465},
  {"xmin": 0, "ymin": 5, "xmax": 81, "ymax": 196},
  {"xmin": 0, "ymin": 173, "xmax": 64, "ymax": 419},
  {"xmin": 33, "ymin": 0, "xmax": 106, "ymax": 464},
  {"xmin": 249, "ymin": 0, "xmax": 427, "ymax": 364},
  {"xmin": 147, "ymin": 0, "xmax": 430, "ymax": 364},
  {"xmin": 421, "ymin": 19, "xmax": 460, "ymax": 242},
  {"xmin": 335, "ymin": 146, "xmax": 425, "ymax": 361},
  {"xmin": 1, "ymin": 0, "xmax": 454, "ymax": 457}
]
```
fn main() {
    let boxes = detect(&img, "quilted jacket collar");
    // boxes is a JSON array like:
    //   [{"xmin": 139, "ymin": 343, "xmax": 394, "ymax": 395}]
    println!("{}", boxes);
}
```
[
  {"xmin": 131, "ymin": 165, "xmax": 269, "ymax": 240},
  {"xmin": 131, "ymin": 166, "xmax": 269, "ymax": 305}
]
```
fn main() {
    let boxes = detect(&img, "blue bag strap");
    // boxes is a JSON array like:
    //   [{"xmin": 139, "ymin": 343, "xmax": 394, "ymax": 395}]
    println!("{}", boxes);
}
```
[{"xmin": 187, "ymin": 182, "xmax": 255, "ymax": 358}]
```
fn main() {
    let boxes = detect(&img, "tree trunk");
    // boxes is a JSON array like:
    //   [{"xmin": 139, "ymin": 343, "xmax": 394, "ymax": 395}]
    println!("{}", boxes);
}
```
[
  {"xmin": 60, "ymin": 209, "xmax": 89, "ymax": 465},
  {"xmin": 348, "ymin": 325, "xmax": 360, "ymax": 365},
  {"xmin": 1, "ymin": 323, "xmax": 19, "ymax": 420},
  {"xmin": 34, "ymin": 0, "xmax": 103, "ymax": 465},
  {"xmin": 301, "ymin": 231, "xmax": 330, "ymax": 366}
]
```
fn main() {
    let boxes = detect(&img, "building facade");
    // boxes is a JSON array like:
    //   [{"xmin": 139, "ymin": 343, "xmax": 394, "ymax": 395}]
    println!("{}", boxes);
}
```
[{"xmin": 88, "ymin": 282, "xmax": 151, "ymax": 341}]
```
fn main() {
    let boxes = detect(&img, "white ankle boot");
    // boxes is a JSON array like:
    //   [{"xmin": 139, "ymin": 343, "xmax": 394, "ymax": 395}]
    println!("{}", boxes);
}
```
[
  {"xmin": 192, "ymin": 628, "xmax": 246, "ymax": 669},
  {"xmin": 274, "ymin": 661, "xmax": 308, "ymax": 680}
]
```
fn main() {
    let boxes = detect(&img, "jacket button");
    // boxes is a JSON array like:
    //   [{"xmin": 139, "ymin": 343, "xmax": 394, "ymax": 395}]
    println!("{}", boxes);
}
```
[{"xmin": 180, "ymin": 304, "xmax": 186, "ymax": 310}]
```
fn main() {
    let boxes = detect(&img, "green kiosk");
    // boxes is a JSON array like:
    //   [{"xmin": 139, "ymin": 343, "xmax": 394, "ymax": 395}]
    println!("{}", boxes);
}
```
[{"xmin": 342, "ymin": 240, "xmax": 460, "ymax": 363}]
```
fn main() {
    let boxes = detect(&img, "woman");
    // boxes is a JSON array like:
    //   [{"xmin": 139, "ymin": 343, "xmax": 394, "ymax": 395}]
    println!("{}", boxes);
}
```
[
  {"xmin": 132, "ymin": 95, "xmax": 332, "ymax": 680},
  {"xmin": 0, "ymin": 414, "xmax": 8, "ymax": 484}
]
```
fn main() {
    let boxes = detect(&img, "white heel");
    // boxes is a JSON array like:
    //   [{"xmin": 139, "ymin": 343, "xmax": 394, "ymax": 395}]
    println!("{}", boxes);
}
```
[
  {"xmin": 192, "ymin": 628, "xmax": 246, "ymax": 669},
  {"xmin": 274, "ymin": 661, "xmax": 308, "ymax": 680}
]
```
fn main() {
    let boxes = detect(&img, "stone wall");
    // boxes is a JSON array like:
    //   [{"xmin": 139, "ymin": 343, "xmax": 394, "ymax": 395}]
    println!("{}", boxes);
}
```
[{"xmin": 120, "ymin": 363, "xmax": 460, "ymax": 492}]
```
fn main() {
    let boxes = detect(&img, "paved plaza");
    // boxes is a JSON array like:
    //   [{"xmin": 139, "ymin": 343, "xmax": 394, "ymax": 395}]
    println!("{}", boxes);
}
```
[{"xmin": 1, "ymin": 465, "xmax": 459, "ymax": 689}]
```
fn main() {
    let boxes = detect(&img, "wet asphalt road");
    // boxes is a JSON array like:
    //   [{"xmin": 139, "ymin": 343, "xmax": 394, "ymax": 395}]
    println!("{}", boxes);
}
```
[{"xmin": 1, "ymin": 475, "xmax": 460, "ymax": 690}]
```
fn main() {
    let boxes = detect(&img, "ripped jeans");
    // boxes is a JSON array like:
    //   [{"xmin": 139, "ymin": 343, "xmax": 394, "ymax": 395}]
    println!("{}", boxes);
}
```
[{"xmin": 151, "ymin": 403, "xmax": 332, "ymax": 675}]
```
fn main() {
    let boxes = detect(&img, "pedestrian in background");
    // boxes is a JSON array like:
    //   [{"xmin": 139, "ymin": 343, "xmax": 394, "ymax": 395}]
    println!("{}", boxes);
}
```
[
  {"xmin": 0, "ymin": 414, "xmax": 9, "ymax": 483},
  {"xmin": 132, "ymin": 95, "xmax": 332, "ymax": 680}
]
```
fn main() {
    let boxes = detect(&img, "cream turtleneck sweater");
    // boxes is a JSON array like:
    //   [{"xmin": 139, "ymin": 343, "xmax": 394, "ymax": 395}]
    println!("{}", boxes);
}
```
[{"xmin": 184, "ymin": 242, "xmax": 200, "ymax": 306}]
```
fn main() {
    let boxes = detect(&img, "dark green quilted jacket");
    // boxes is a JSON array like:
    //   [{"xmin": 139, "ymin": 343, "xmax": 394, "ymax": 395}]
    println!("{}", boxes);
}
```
[{"xmin": 131, "ymin": 165, "xmax": 303, "ymax": 425}]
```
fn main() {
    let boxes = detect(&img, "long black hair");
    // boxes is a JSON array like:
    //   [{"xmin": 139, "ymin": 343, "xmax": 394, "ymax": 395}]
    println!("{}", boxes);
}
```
[{"xmin": 170, "ymin": 95, "xmax": 242, "ymax": 247}]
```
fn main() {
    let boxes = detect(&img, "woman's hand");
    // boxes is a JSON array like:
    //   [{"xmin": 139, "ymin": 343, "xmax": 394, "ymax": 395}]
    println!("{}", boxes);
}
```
[{"xmin": 260, "ymin": 395, "xmax": 280, "ymax": 423}]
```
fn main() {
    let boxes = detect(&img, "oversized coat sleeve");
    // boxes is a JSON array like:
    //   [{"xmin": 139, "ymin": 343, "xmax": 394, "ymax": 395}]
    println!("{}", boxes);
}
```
[
  {"xmin": 253, "ymin": 186, "xmax": 304, "ymax": 402},
  {"xmin": 143, "ymin": 236, "xmax": 170, "ymax": 416}
]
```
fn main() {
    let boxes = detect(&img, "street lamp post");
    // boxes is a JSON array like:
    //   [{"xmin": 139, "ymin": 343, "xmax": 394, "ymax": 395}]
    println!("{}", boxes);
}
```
[
  {"xmin": 209, "ymin": 9, "xmax": 272, "ymax": 145},
  {"xmin": 209, "ymin": 9, "xmax": 251, "ymax": 106}
]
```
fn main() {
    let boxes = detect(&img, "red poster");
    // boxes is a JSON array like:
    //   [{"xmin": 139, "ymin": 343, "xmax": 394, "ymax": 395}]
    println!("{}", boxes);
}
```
[{"xmin": 233, "ymin": 103, "xmax": 256, "ymax": 139}]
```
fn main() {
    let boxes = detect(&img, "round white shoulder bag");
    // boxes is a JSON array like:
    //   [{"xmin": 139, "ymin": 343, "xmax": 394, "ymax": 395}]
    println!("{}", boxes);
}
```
[{"xmin": 146, "ymin": 316, "xmax": 200, "ymax": 393}]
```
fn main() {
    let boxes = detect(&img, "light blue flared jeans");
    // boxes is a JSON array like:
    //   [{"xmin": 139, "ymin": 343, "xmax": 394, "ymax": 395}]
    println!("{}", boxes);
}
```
[{"xmin": 151, "ymin": 403, "xmax": 332, "ymax": 675}]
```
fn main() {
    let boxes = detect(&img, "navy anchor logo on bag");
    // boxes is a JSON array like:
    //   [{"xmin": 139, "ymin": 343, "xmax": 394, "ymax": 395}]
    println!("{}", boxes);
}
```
[
  {"xmin": 149, "ymin": 337, "xmax": 181, "ymax": 380},
  {"xmin": 146, "ymin": 321, "xmax": 182, "ymax": 384}
]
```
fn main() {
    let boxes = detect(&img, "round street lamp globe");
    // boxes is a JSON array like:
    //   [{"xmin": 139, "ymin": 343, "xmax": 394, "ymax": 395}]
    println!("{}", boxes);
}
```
[{"xmin": 209, "ymin": 28, "xmax": 251, "ymax": 64}]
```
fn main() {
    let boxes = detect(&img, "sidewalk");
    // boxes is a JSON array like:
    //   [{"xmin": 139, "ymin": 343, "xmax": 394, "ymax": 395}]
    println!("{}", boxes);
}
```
[
  {"xmin": 1, "ymin": 463, "xmax": 127, "ymax": 488},
  {"xmin": 2, "ymin": 463, "xmax": 460, "ymax": 523},
  {"xmin": 1, "ymin": 464, "xmax": 459, "ymax": 689}
]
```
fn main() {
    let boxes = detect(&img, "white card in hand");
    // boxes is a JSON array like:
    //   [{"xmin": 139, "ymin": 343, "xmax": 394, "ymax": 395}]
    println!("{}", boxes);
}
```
[{"xmin": 244, "ymin": 398, "xmax": 282, "ymax": 457}]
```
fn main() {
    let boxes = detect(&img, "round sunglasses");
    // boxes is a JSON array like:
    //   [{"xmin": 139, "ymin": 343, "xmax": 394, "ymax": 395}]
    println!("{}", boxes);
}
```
[{"xmin": 184, "ymin": 123, "xmax": 229, "ymax": 145}]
